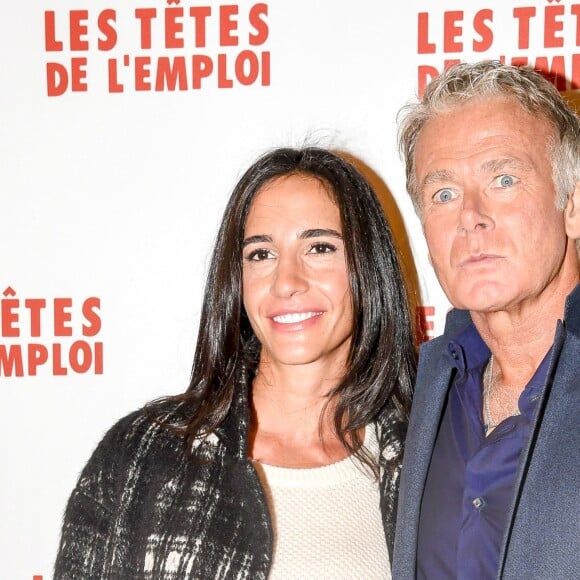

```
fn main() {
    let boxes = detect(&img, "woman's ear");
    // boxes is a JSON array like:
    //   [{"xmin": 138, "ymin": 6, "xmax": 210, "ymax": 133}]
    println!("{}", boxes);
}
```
[{"xmin": 565, "ymin": 181, "xmax": 580, "ymax": 240}]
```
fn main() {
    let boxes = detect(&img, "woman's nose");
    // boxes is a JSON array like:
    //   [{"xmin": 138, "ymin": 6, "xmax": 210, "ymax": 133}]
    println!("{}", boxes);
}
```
[{"xmin": 271, "ymin": 254, "xmax": 309, "ymax": 298}]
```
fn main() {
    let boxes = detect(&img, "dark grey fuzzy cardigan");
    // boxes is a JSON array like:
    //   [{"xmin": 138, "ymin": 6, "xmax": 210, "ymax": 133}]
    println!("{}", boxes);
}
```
[{"xmin": 54, "ymin": 385, "xmax": 405, "ymax": 579}]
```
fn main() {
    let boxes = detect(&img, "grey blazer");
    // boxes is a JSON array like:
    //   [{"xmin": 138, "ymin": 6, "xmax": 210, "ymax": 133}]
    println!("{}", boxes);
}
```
[{"xmin": 393, "ymin": 286, "xmax": 580, "ymax": 580}]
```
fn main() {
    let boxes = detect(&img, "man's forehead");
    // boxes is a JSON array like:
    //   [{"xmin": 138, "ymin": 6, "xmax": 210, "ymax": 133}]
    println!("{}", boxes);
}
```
[{"xmin": 414, "ymin": 102, "xmax": 553, "ymax": 175}]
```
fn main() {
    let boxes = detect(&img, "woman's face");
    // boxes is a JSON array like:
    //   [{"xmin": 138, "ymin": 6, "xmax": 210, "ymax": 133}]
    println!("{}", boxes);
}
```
[{"xmin": 242, "ymin": 174, "xmax": 354, "ymax": 373}]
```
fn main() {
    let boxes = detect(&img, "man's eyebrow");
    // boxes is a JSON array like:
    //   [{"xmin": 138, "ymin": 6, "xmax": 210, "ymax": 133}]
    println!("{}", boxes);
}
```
[
  {"xmin": 242, "ymin": 234, "xmax": 272, "ymax": 247},
  {"xmin": 421, "ymin": 158, "xmax": 531, "ymax": 189},
  {"xmin": 479, "ymin": 157, "xmax": 530, "ymax": 174},
  {"xmin": 299, "ymin": 228, "xmax": 342, "ymax": 240},
  {"xmin": 422, "ymin": 170, "xmax": 455, "ymax": 187}
]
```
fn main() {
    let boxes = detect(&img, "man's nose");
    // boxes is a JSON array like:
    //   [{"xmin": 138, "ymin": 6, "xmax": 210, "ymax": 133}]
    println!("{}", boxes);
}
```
[{"xmin": 458, "ymin": 191, "xmax": 494, "ymax": 234}]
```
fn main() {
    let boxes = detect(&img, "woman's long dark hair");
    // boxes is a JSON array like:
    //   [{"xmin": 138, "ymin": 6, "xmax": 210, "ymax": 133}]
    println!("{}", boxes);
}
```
[{"xmin": 159, "ymin": 147, "xmax": 415, "ymax": 470}]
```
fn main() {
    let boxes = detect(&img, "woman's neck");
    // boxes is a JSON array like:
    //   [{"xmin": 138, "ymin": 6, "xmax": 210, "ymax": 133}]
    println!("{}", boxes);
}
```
[{"xmin": 248, "ymin": 359, "xmax": 352, "ymax": 467}]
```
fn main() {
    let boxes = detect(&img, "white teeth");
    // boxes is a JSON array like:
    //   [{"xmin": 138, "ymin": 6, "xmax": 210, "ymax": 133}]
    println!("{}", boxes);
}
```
[{"xmin": 273, "ymin": 312, "xmax": 321, "ymax": 324}]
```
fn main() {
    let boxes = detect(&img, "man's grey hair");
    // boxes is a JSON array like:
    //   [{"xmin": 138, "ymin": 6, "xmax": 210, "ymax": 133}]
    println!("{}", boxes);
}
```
[{"xmin": 398, "ymin": 60, "xmax": 580, "ymax": 218}]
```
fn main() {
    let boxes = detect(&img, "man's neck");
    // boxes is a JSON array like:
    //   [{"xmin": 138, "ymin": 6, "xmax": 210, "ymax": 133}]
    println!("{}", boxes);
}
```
[{"xmin": 472, "ymin": 276, "xmax": 577, "ymax": 393}]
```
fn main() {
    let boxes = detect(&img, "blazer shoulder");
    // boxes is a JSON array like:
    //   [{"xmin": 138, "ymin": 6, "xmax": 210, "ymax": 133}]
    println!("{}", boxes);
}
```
[
  {"xmin": 92, "ymin": 401, "xmax": 179, "ymax": 452},
  {"xmin": 78, "ymin": 400, "xmax": 189, "ymax": 488},
  {"xmin": 416, "ymin": 307, "xmax": 472, "ymax": 375},
  {"xmin": 417, "ymin": 334, "xmax": 449, "ymax": 376}
]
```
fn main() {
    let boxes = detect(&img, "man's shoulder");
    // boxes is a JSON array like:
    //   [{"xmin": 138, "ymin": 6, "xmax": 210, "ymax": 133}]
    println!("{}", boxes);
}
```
[
  {"xmin": 414, "ymin": 308, "xmax": 475, "ymax": 394},
  {"xmin": 419, "ymin": 308, "xmax": 472, "ymax": 356},
  {"xmin": 442, "ymin": 307, "xmax": 472, "ymax": 336}
]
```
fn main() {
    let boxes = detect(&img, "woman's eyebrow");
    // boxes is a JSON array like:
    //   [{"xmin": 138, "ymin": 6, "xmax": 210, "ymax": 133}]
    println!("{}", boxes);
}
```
[
  {"xmin": 242, "ymin": 234, "xmax": 272, "ymax": 247},
  {"xmin": 243, "ymin": 229, "xmax": 342, "ymax": 247},
  {"xmin": 299, "ymin": 228, "xmax": 342, "ymax": 239}
]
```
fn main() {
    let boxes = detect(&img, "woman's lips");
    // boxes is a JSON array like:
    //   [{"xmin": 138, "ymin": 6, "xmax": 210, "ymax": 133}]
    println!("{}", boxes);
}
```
[{"xmin": 271, "ymin": 311, "xmax": 323, "ymax": 324}]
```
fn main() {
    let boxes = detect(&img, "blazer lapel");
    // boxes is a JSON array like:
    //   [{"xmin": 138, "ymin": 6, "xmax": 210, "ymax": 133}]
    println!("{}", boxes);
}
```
[
  {"xmin": 394, "ymin": 340, "xmax": 455, "ymax": 578},
  {"xmin": 496, "ymin": 322, "xmax": 574, "ymax": 579}
]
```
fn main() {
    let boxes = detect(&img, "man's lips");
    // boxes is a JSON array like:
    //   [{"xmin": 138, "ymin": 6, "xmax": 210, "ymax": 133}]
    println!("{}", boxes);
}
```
[
  {"xmin": 458, "ymin": 254, "xmax": 502, "ymax": 267},
  {"xmin": 270, "ymin": 311, "xmax": 323, "ymax": 324}
]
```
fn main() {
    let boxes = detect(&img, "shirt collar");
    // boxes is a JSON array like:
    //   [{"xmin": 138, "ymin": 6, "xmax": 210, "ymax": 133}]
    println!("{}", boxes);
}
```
[{"xmin": 447, "ymin": 322, "xmax": 490, "ymax": 376}]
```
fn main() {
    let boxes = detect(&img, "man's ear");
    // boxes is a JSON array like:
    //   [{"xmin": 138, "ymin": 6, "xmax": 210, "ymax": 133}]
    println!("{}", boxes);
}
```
[{"xmin": 565, "ymin": 181, "xmax": 580, "ymax": 239}]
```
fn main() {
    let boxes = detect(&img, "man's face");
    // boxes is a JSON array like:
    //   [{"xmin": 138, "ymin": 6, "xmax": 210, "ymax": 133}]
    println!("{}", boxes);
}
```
[{"xmin": 415, "ymin": 96, "xmax": 577, "ymax": 314}]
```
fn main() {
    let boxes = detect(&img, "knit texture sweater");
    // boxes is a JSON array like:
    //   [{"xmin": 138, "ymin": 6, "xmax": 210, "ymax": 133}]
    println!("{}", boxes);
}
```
[
  {"xmin": 54, "ymin": 384, "xmax": 405, "ymax": 579},
  {"xmin": 254, "ymin": 426, "xmax": 391, "ymax": 579}
]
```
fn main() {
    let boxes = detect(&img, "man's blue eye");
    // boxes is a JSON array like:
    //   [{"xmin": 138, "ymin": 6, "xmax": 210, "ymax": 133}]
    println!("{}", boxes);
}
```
[
  {"xmin": 436, "ymin": 189, "xmax": 454, "ymax": 202},
  {"xmin": 499, "ymin": 175, "xmax": 515, "ymax": 187}
]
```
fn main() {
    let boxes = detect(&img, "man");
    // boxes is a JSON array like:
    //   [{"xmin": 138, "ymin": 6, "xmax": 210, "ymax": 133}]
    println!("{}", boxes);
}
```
[{"xmin": 393, "ymin": 61, "xmax": 580, "ymax": 579}]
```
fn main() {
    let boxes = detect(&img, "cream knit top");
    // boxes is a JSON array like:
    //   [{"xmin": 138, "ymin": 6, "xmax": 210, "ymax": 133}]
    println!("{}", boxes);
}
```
[{"xmin": 252, "ymin": 426, "xmax": 391, "ymax": 579}]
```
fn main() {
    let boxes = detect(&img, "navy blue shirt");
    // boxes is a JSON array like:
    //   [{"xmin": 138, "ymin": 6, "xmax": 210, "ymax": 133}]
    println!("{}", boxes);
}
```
[{"xmin": 417, "ymin": 323, "xmax": 550, "ymax": 580}]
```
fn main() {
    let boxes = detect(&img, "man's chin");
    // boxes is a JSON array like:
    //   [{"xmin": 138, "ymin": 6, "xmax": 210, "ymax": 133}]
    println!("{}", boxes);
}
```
[{"xmin": 446, "ymin": 292, "xmax": 507, "ymax": 315}]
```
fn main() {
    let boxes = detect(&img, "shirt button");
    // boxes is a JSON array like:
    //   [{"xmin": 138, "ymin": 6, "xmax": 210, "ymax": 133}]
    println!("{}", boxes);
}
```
[{"xmin": 472, "ymin": 497, "xmax": 485, "ymax": 509}]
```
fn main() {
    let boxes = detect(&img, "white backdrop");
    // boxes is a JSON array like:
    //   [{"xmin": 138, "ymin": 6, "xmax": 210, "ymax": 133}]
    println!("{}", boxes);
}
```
[{"xmin": 2, "ymin": 1, "xmax": 579, "ymax": 578}]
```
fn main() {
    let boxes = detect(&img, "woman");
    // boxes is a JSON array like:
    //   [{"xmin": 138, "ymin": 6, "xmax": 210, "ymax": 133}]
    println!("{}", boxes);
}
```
[{"xmin": 54, "ymin": 147, "xmax": 416, "ymax": 579}]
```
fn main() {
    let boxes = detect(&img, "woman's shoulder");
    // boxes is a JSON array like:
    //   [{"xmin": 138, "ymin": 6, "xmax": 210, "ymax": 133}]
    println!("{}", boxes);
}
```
[
  {"xmin": 97, "ymin": 398, "xmax": 190, "ymax": 454},
  {"xmin": 75, "ymin": 399, "xmax": 192, "ymax": 482},
  {"xmin": 72, "ymin": 400, "xmax": 192, "ymax": 502}
]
